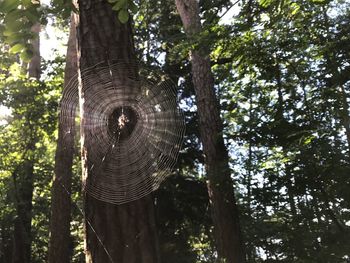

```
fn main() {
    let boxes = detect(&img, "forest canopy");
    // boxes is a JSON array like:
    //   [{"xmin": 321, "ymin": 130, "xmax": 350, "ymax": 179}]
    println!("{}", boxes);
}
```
[{"xmin": 0, "ymin": 0, "xmax": 350, "ymax": 262}]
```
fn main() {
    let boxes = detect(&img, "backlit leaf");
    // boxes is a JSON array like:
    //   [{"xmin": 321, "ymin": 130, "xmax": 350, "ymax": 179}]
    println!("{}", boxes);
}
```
[
  {"xmin": 9, "ymin": 43, "xmax": 26, "ymax": 53},
  {"xmin": 20, "ymin": 49, "xmax": 33, "ymax": 62},
  {"xmin": 118, "ymin": 9, "xmax": 129, "ymax": 24},
  {"xmin": 0, "ymin": 0, "xmax": 19, "ymax": 12}
]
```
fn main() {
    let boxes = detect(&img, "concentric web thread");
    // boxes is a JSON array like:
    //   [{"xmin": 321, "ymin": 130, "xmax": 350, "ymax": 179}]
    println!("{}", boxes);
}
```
[{"xmin": 59, "ymin": 60, "xmax": 185, "ymax": 204}]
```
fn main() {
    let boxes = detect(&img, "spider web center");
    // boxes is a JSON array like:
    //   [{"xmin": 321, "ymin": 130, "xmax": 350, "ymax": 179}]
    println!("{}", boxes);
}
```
[{"xmin": 107, "ymin": 106, "xmax": 138, "ymax": 141}]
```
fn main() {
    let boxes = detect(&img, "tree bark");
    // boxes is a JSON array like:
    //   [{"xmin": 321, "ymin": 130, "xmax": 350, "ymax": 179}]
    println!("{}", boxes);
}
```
[
  {"xmin": 48, "ymin": 13, "xmax": 79, "ymax": 263},
  {"xmin": 175, "ymin": 1, "xmax": 246, "ymax": 262},
  {"xmin": 77, "ymin": 1, "xmax": 160, "ymax": 262},
  {"xmin": 28, "ymin": 23, "xmax": 41, "ymax": 79},
  {"xmin": 12, "ymin": 22, "xmax": 41, "ymax": 263}
]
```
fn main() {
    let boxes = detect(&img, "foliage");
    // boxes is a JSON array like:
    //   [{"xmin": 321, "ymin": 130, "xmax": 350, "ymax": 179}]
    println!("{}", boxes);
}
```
[
  {"xmin": 220, "ymin": 0, "xmax": 350, "ymax": 261},
  {"xmin": 107, "ymin": 0, "xmax": 138, "ymax": 23},
  {"xmin": 0, "ymin": 0, "xmax": 43, "ymax": 61},
  {"xmin": 0, "ymin": 51, "xmax": 64, "ymax": 261}
]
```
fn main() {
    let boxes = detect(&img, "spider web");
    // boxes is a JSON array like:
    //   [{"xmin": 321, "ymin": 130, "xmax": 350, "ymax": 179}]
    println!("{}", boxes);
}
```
[{"xmin": 59, "ymin": 60, "xmax": 185, "ymax": 204}]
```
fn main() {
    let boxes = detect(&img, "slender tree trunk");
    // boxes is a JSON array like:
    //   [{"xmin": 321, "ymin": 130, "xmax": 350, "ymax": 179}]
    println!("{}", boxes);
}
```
[
  {"xmin": 246, "ymin": 90, "xmax": 253, "ymax": 211},
  {"xmin": 12, "ymin": 22, "xmax": 41, "ymax": 263},
  {"xmin": 275, "ymin": 63, "xmax": 298, "ymax": 217},
  {"xmin": 320, "ymin": 188, "xmax": 344, "ymax": 232},
  {"xmin": 28, "ymin": 23, "xmax": 41, "ymax": 79},
  {"xmin": 245, "ymin": 91, "xmax": 253, "ymax": 262},
  {"xmin": 48, "ymin": 13, "xmax": 79, "ymax": 263},
  {"xmin": 321, "ymin": 9, "xmax": 350, "ymax": 158},
  {"xmin": 77, "ymin": 1, "xmax": 160, "ymax": 262},
  {"xmin": 175, "ymin": 1, "xmax": 245, "ymax": 262},
  {"xmin": 12, "ymin": 161, "xmax": 34, "ymax": 263},
  {"xmin": 339, "ymin": 85, "xmax": 350, "ymax": 157},
  {"xmin": 285, "ymin": 164, "xmax": 297, "ymax": 217}
]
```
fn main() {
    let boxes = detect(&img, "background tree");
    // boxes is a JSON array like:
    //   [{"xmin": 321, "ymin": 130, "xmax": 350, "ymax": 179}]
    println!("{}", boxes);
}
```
[
  {"xmin": 0, "ymin": 29, "xmax": 62, "ymax": 263},
  {"xmin": 48, "ymin": 11, "xmax": 78, "ymax": 263},
  {"xmin": 175, "ymin": 0, "xmax": 246, "ymax": 262}
]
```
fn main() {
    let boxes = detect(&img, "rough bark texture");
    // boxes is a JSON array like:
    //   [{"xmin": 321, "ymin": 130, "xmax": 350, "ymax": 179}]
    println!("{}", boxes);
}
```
[
  {"xmin": 175, "ymin": 1, "xmax": 246, "ymax": 262},
  {"xmin": 78, "ymin": 1, "xmax": 160, "ymax": 262},
  {"xmin": 11, "ymin": 22, "xmax": 41, "ymax": 263},
  {"xmin": 78, "ymin": 0, "xmax": 135, "ymax": 68},
  {"xmin": 48, "ymin": 13, "xmax": 78, "ymax": 263}
]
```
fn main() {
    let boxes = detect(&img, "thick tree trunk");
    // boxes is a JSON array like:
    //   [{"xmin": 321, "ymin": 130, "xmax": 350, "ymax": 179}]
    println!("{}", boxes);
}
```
[
  {"xmin": 12, "ymin": 22, "xmax": 41, "ymax": 263},
  {"xmin": 78, "ymin": 1, "xmax": 160, "ymax": 262},
  {"xmin": 48, "ymin": 13, "xmax": 79, "ymax": 263},
  {"xmin": 175, "ymin": 1, "xmax": 246, "ymax": 262}
]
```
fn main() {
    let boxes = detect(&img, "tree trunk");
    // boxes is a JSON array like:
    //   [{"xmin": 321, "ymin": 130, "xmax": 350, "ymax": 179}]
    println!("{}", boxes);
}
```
[
  {"xmin": 12, "ymin": 161, "xmax": 34, "ymax": 263},
  {"xmin": 28, "ymin": 23, "xmax": 41, "ymax": 79},
  {"xmin": 77, "ymin": 1, "xmax": 160, "ymax": 262},
  {"xmin": 48, "ymin": 13, "xmax": 78, "ymax": 263},
  {"xmin": 321, "ymin": 9, "xmax": 350, "ymax": 159},
  {"xmin": 339, "ymin": 85, "xmax": 350, "ymax": 158},
  {"xmin": 12, "ymin": 22, "xmax": 41, "ymax": 263},
  {"xmin": 175, "ymin": 1, "xmax": 246, "ymax": 262}
]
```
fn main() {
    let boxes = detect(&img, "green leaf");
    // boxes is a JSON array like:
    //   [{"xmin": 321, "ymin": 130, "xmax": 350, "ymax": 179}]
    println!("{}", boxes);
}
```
[
  {"xmin": 303, "ymin": 135, "xmax": 315, "ymax": 145},
  {"xmin": 311, "ymin": 0, "xmax": 329, "ymax": 4},
  {"xmin": 25, "ymin": 6, "xmax": 40, "ymax": 23},
  {"xmin": 290, "ymin": 3, "xmax": 300, "ymax": 15},
  {"xmin": 22, "ymin": 0, "xmax": 32, "ymax": 7},
  {"xmin": 20, "ymin": 49, "xmax": 33, "ymax": 62},
  {"xmin": 107, "ymin": 0, "xmax": 118, "ymax": 3},
  {"xmin": 129, "ymin": 0, "xmax": 138, "ymax": 13},
  {"xmin": 118, "ymin": 9, "xmax": 129, "ymax": 24},
  {"xmin": 4, "ymin": 36, "xmax": 19, "ymax": 45},
  {"xmin": 259, "ymin": 0, "xmax": 272, "ymax": 8},
  {"xmin": 0, "ymin": 0, "xmax": 19, "ymax": 12},
  {"xmin": 112, "ymin": 0, "xmax": 127, "ymax": 11},
  {"xmin": 9, "ymin": 43, "xmax": 26, "ymax": 53},
  {"xmin": 4, "ymin": 9, "xmax": 23, "ymax": 24},
  {"xmin": 3, "ymin": 28, "xmax": 15, "ymax": 36},
  {"xmin": 6, "ymin": 20, "xmax": 26, "ymax": 32},
  {"xmin": 5, "ymin": 32, "xmax": 32, "ymax": 45}
]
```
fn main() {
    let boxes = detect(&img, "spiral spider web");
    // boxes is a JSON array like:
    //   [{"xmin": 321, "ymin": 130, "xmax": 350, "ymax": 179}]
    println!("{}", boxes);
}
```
[{"xmin": 59, "ymin": 60, "xmax": 185, "ymax": 204}]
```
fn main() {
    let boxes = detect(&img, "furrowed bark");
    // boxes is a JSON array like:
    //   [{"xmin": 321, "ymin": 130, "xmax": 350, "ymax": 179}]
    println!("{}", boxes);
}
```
[
  {"xmin": 77, "ymin": 1, "xmax": 160, "ymax": 262},
  {"xmin": 48, "ymin": 13, "xmax": 79, "ymax": 263},
  {"xmin": 175, "ymin": 1, "xmax": 246, "ymax": 262}
]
